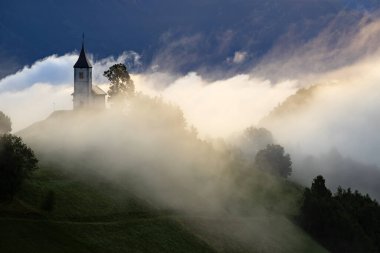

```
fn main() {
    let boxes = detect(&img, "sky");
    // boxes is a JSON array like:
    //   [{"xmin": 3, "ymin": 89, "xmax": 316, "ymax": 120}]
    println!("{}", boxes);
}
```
[{"xmin": 1, "ymin": 0, "xmax": 378, "ymax": 78}]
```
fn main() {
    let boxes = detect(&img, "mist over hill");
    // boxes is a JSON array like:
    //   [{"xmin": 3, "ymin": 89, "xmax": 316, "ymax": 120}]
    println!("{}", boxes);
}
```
[
  {"xmin": 2, "ymin": 0, "xmax": 380, "ymax": 205},
  {"xmin": 2, "ymin": 1, "xmax": 380, "ymax": 252},
  {"xmin": 1, "ymin": 0, "xmax": 380, "ymax": 78},
  {"xmin": 260, "ymin": 71, "xmax": 380, "ymax": 199},
  {"xmin": 12, "ymin": 94, "xmax": 328, "ymax": 253}
]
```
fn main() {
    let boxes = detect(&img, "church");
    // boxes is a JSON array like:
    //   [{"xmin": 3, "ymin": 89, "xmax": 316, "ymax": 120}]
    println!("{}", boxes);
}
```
[{"xmin": 72, "ymin": 40, "xmax": 107, "ymax": 110}]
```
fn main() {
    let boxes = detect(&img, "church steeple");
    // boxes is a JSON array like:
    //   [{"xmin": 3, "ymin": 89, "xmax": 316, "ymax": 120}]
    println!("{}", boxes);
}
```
[
  {"xmin": 74, "ymin": 34, "xmax": 92, "ymax": 68},
  {"xmin": 73, "ymin": 34, "xmax": 93, "ymax": 110},
  {"xmin": 72, "ymin": 34, "xmax": 106, "ymax": 110}
]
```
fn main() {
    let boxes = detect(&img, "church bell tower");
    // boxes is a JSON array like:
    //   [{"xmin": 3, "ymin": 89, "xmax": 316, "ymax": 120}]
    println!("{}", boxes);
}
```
[{"xmin": 73, "ymin": 35, "xmax": 92, "ymax": 110}]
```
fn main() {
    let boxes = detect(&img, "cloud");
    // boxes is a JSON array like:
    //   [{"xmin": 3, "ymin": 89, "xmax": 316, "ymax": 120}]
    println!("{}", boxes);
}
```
[
  {"xmin": 129, "ymin": 15, "xmax": 380, "ymax": 198},
  {"xmin": 255, "ymin": 16, "xmax": 380, "ymax": 166},
  {"xmin": 135, "ymin": 72, "xmax": 298, "ymax": 138},
  {"xmin": 0, "ymin": 51, "xmax": 140, "ymax": 131},
  {"xmin": 151, "ymin": 33, "xmax": 204, "ymax": 72},
  {"xmin": 230, "ymin": 51, "xmax": 248, "ymax": 64},
  {"xmin": 2, "ymin": 15, "xmax": 380, "ymax": 176},
  {"xmin": 261, "ymin": 54, "xmax": 380, "ymax": 165},
  {"xmin": 253, "ymin": 20, "xmax": 380, "ymax": 197},
  {"xmin": 0, "ymin": 84, "xmax": 72, "ymax": 132},
  {"xmin": 0, "ymin": 54, "xmax": 75, "ymax": 92},
  {"xmin": 254, "ymin": 13, "xmax": 380, "ymax": 80},
  {"xmin": 0, "ymin": 51, "xmax": 141, "ymax": 93},
  {"xmin": 0, "ymin": 50, "xmax": 299, "ymax": 136}
]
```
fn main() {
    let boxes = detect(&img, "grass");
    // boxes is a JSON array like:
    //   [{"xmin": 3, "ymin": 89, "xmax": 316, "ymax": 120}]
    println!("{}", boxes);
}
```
[
  {"xmin": 0, "ymin": 167, "xmax": 216, "ymax": 253},
  {"xmin": 0, "ymin": 166, "xmax": 327, "ymax": 253},
  {"xmin": 0, "ymin": 217, "xmax": 217, "ymax": 253}
]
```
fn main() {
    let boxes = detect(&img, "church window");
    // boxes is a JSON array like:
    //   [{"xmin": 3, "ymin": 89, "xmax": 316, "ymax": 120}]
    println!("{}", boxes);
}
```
[{"xmin": 79, "ymin": 72, "xmax": 84, "ymax": 79}]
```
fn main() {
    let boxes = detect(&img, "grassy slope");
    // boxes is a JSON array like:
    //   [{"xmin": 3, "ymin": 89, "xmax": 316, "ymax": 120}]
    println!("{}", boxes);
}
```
[
  {"xmin": 0, "ymin": 166, "xmax": 328, "ymax": 253},
  {"xmin": 0, "ymin": 168, "xmax": 216, "ymax": 253},
  {"xmin": 4, "ymin": 112, "xmax": 327, "ymax": 252}
]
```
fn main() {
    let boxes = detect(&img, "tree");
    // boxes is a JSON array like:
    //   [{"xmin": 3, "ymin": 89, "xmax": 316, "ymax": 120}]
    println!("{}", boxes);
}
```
[
  {"xmin": 0, "ymin": 111, "xmax": 12, "ymax": 134},
  {"xmin": 0, "ymin": 134, "xmax": 38, "ymax": 201},
  {"xmin": 311, "ymin": 175, "xmax": 332, "ymax": 198},
  {"xmin": 103, "ymin": 63, "xmax": 135, "ymax": 108},
  {"xmin": 254, "ymin": 144, "xmax": 292, "ymax": 178},
  {"xmin": 299, "ymin": 175, "xmax": 377, "ymax": 253},
  {"xmin": 242, "ymin": 127, "xmax": 273, "ymax": 156}
]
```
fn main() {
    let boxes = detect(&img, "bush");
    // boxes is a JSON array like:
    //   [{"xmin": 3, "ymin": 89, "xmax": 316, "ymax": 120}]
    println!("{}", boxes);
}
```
[
  {"xmin": 254, "ymin": 144, "xmax": 292, "ymax": 178},
  {"xmin": 0, "ymin": 134, "xmax": 38, "ymax": 201}
]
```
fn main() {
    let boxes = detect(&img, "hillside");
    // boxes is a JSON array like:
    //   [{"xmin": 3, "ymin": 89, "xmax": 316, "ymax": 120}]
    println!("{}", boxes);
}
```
[
  {"xmin": 0, "ymin": 165, "xmax": 327, "ymax": 253},
  {"xmin": 0, "ymin": 167, "xmax": 216, "ymax": 253},
  {"xmin": 0, "ymin": 100, "xmax": 328, "ymax": 253}
]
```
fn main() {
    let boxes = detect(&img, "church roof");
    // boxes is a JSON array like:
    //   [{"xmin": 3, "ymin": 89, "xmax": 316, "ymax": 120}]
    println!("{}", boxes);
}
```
[
  {"xmin": 74, "ymin": 43, "xmax": 92, "ymax": 68},
  {"xmin": 92, "ymin": 85, "xmax": 107, "ymax": 96}
]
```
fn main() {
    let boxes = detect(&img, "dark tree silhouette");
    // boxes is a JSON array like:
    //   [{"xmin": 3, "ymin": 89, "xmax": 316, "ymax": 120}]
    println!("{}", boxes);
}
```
[
  {"xmin": 0, "ymin": 134, "xmax": 38, "ymax": 201},
  {"xmin": 254, "ymin": 144, "xmax": 292, "ymax": 178},
  {"xmin": 103, "ymin": 63, "xmax": 134, "ymax": 108},
  {"xmin": 300, "ymin": 175, "xmax": 380, "ymax": 253},
  {"xmin": 0, "ymin": 111, "xmax": 12, "ymax": 134},
  {"xmin": 310, "ymin": 175, "xmax": 332, "ymax": 198}
]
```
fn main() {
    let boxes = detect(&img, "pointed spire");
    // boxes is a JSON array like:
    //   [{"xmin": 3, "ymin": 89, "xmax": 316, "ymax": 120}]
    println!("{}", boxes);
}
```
[
  {"xmin": 82, "ymin": 32, "xmax": 85, "ymax": 49},
  {"xmin": 74, "ymin": 33, "xmax": 92, "ymax": 68}
]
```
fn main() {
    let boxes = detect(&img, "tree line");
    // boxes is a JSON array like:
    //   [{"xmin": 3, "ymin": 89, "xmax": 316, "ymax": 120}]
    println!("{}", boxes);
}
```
[{"xmin": 299, "ymin": 175, "xmax": 380, "ymax": 253}]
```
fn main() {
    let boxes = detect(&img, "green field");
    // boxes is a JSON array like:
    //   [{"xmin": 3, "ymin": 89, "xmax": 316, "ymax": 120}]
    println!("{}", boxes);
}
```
[
  {"xmin": 0, "ymin": 166, "xmax": 328, "ymax": 253},
  {"xmin": 0, "ymin": 167, "xmax": 216, "ymax": 253}
]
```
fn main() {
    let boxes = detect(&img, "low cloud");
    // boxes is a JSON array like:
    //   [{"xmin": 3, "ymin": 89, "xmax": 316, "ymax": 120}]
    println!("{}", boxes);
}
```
[
  {"xmin": 1, "ymin": 14, "xmax": 380, "ymax": 198},
  {"xmin": 0, "ymin": 84, "xmax": 72, "ymax": 132},
  {"xmin": 135, "ymin": 72, "xmax": 297, "ymax": 138},
  {"xmin": 0, "ymin": 52, "xmax": 299, "ymax": 136},
  {"xmin": 258, "ymin": 16, "xmax": 380, "ymax": 166}
]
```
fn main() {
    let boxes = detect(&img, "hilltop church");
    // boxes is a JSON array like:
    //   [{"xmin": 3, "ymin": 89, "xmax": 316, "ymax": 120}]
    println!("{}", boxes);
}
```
[{"xmin": 72, "ymin": 40, "xmax": 106, "ymax": 110}]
